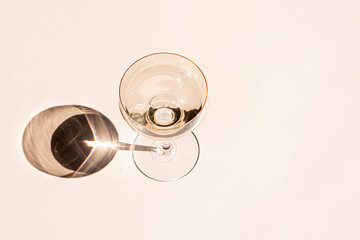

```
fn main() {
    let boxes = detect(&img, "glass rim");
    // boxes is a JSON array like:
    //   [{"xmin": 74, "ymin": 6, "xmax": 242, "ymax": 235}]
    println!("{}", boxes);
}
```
[{"xmin": 118, "ymin": 52, "xmax": 208, "ymax": 135}]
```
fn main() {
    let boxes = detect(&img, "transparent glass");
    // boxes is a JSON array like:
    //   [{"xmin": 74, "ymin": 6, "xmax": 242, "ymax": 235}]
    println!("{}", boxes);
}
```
[
  {"xmin": 119, "ymin": 53, "xmax": 208, "ymax": 181},
  {"xmin": 22, "ymin": 54, "xmax": 207, "ymax": 181}
]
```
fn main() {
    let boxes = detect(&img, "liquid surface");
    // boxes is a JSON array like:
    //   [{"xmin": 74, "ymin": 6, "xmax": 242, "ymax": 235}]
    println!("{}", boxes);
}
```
[{"xmin": 127, "ymin": 106, "xmax": 202, "ymax": 135}]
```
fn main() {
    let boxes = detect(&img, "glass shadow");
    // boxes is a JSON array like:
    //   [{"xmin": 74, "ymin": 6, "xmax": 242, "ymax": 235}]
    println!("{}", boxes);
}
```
[{"xmin": 22, "ymin": 105, "xmax": 118, "ymax": 178}]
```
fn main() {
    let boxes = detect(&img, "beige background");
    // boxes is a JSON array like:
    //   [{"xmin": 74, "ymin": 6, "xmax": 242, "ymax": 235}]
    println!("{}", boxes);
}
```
[{"xmin": 1, "ymin": 0, "xmax": 360, "ymax": 239}]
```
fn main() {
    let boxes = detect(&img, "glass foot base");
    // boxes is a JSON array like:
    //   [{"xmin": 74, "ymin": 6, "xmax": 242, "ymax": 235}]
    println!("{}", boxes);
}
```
[{"xmin": 132, "ymin": 132, "xmax": 200, "ymax": 182}]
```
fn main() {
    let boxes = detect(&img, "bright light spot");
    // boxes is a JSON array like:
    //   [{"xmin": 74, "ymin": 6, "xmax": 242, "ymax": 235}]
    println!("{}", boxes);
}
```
[{"xmin": 84, "ymin": 140, "xmax": 115, "ymax": 148}]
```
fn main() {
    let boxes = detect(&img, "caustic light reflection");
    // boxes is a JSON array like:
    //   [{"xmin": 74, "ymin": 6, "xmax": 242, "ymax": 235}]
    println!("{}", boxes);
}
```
[{"xmin": 23, "ymin": 105, "xmax": 118, "ymax": 178}]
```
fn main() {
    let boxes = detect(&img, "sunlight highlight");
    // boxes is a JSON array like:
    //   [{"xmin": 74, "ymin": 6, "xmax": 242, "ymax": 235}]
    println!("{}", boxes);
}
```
[{"xmin": 84, "ymin": 140, "xmax": 116, "ymax": 148}]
